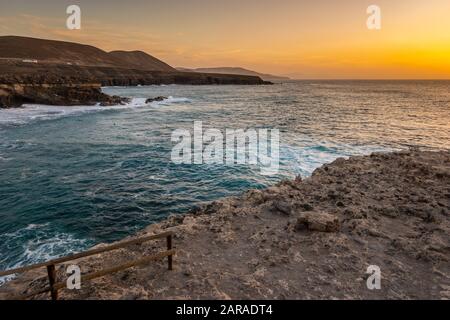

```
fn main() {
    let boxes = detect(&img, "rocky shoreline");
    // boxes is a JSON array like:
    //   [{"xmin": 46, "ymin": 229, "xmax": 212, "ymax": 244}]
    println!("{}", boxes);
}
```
[
  {"xmin": 0, "ymin": 83, "xmax": 128, "ymax": 108},
  {"xmin": 0, "ymin": 61, "xmax": 270, "ymax": 108},
  {"xmin": 1, "ymin": 150, "xmax": 449, "ymax": 299}
]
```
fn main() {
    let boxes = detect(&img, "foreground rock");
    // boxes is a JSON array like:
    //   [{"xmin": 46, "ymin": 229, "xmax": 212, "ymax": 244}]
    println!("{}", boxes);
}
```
[
  {"xmin": 295, "ymin": 211, "xmax": 340, "ymax": 232},
  {"xmin": 1, "ymin": 150, "xmax": 449, "ymax": 299}
]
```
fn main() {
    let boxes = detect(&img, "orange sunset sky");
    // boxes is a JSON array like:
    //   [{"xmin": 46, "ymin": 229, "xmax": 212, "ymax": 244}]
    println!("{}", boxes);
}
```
[{"xmin": 0, "ymin": 0, "xmax": 449, "ymax": 79}]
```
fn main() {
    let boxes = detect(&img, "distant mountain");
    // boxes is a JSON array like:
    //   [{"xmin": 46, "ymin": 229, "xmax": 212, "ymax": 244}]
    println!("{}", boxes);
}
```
[
  {"xmin": 177, "ymin": 67, "xmax": 290, "ymax": 81},
  {"xmin": 0, "ymin": 36, "xmax": 175, "ymax": 72}
]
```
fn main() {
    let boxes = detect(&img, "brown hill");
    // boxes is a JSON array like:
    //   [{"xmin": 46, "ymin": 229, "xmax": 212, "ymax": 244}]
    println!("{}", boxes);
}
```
[
  {"xmin": 109, "ymin": 50, "xmax": 174, "ymax": 72},
  {"xmin": 0, "ymin": 36, "xmax": 118, "ymax": 67},
  {"xmin": 0, "ymin": 36, "xmax": 174, "ymax": 71},
  {"xmin": 0, "ymin": 36, "xmax": 270, "ymax": 108}
]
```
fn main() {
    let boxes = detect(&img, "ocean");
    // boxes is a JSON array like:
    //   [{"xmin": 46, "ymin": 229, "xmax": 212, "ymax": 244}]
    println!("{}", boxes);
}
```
[{"xmin": 0, "ymin": 80, "xmax": 449, "ymax": 283}]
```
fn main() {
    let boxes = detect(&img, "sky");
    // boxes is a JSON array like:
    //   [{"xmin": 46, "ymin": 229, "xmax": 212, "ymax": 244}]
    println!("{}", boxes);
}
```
[{"xmin": 0, "ymin": 0, "xmax": 449, "ymax": 79}]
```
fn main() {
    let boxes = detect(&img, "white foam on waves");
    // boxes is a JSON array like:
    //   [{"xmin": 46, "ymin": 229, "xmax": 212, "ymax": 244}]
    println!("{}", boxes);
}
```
[
  {"xmin": 0, "ymin": 96, "xmax": 191, "ymax": 127},
  {"xmin": 0, "ymin": 223, "xmax": 90, "ymax": 286}
]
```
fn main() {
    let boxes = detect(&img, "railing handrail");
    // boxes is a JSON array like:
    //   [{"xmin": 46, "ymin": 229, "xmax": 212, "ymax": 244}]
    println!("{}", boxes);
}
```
[
  {"xmin": 0, "ymin": 231, "xmax": 173, "ymax": 277},
  {"xmin": 9, "ymin": 249, "xmax": 176, "ymax": 301},
  {"xmin": 0, "ymin": 231, "xmax": 174, "ymax": 300}
]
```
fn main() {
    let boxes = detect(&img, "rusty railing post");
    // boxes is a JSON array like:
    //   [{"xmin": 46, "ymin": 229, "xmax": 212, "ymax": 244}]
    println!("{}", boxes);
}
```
[
  {"xmin": 46, "ymin": 264, "xmax": 58, "ymax": 300},
  {"xmin": 167, "ymin": 234, "xmax": 173, "ymax": 270}
]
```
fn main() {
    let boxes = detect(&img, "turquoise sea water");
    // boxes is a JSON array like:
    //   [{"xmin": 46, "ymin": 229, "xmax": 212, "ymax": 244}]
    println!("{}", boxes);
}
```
[{"xmin": 0, "ymin": 80, "xmax": 449, "ymax": 283}]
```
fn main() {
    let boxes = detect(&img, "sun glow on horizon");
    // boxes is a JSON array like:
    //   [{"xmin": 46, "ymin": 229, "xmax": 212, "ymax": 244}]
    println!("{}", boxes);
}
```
[{"xmin": 0, "ymin": 0, "xmax": 449, "ymax": 79}]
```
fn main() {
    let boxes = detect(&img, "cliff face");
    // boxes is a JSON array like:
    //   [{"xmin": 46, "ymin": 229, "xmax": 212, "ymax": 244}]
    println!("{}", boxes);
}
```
[{"xmin": 0, "ymin": 61, "xmax": 269, "ymax": 86}]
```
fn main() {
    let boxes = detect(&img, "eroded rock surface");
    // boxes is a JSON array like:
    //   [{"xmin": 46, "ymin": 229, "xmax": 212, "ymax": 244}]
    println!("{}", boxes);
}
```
[
  {"xmin": 1, "ymin": 150, "xmax": 449, "ymax": 300},
  {"xmin": 295, "ymin": 212, "xmax": 340, "ymax": 232}
]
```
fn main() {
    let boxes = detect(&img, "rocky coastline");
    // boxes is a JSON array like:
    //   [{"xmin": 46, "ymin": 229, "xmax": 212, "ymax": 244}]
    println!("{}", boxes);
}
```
[
  {"xmin": 0, "ymin": 61, "xmax": 270, "ymax": 108},
  {"xmin": 0, "ymin": 83, "xmax": 128, "ymax": 108},
  {"xmin": 1, "ymin": 150, "xmax": 448, "ymax": 300}
]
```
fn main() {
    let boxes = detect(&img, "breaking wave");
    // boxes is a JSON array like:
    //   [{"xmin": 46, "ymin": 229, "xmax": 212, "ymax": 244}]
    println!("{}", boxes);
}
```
[
  {"xmin": 0, "ymin": 223, "xmax": 90, "ymax": 285},
  {"xmin": 0, "ymin": 96, "xmax": 191, "ymax": 127}
]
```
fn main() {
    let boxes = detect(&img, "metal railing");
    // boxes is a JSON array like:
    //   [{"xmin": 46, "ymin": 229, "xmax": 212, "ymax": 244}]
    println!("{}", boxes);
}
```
[{"xmin": 0, "ymin": 231, "xmax": 175, "ymax": 300}]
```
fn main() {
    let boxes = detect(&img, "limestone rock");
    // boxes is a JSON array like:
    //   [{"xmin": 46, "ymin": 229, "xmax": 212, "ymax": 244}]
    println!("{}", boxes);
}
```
[{"xmin": 295, "ymin": 211, "xmax": 340, "ymax": 232}]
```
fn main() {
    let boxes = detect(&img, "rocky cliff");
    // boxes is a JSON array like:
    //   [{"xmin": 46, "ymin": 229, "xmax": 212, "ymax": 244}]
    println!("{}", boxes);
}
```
[
  {"xmin": 0, "ymin": 60, "xmax": 269, "ymax": 86},
  {"xmin": 0, "ymin": 62, "xmax": 268, "ymax": 108},
  {"xmin": 1, "ymin": 150, "xmax": 448, "ymax": 299},
  {"xmin": 0, "ymin": 36, "xmax": 270, "ymax": 108}
]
